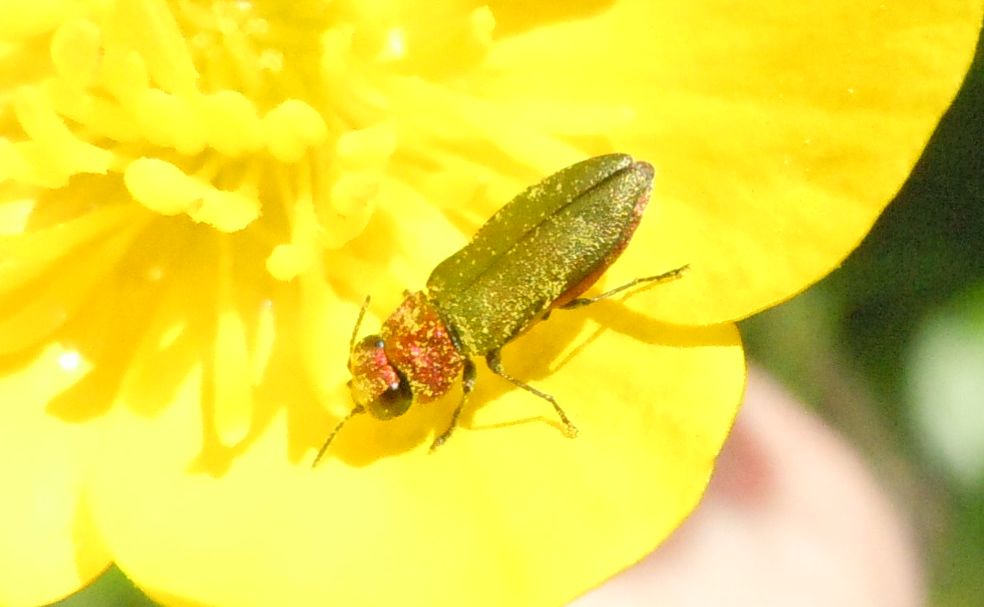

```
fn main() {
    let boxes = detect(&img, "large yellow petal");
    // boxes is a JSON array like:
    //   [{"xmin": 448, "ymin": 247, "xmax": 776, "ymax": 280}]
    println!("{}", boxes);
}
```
[
  {"xmin": 87, "ymin": 310, "xmax": 743, "ymax": 607},
  {"xmin": 0, "ymin": 1, "xmax": 978, "ymax": 605},
  {"xmin": 479, "ymin": 0, "xmax": 983, "ymax": 324},
  {"xmin": 0, "ymin": 344, "xmax": 109, "ymax": 607}
]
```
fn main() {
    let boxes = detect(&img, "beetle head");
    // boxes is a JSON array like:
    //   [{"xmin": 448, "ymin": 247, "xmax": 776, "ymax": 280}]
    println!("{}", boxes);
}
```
[{"xmin": 348, "ymin": 334, "xmax": 413, "ymax": 419}]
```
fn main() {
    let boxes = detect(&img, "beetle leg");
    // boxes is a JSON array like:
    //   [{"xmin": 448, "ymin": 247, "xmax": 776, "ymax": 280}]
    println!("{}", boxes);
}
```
[
  {"xmin": 431, "ymin": 359, "xmax": 477, "ymax": 451},
  {"xmin": 561, "ymin": 264, "xmax": 689, "ymax": 309},
  {"xmin": 484, "ymin": 350, "xmax": 579, "ymax": 438}
]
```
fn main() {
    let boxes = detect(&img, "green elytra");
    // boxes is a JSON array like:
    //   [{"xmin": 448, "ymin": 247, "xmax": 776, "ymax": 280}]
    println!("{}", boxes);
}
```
[{"xmin": 313, "ymin": 154, "xmax": 687, "ymax": 466}]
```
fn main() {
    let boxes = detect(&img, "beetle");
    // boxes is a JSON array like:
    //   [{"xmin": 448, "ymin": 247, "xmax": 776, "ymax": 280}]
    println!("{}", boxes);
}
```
[{"xmin": 312, "ymin": 153, "xmax": 687, "ymax": 466}]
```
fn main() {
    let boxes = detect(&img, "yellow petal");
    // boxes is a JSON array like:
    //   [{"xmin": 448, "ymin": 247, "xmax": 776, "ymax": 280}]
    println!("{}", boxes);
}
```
[
  {"xmin": 88, "ymin": 315, "xmax": 743, "ymax": 607},
  {"xmin": 213, "ymin": 306, "xmax": 253, "ymax": 446},
  {"xmin": 0, "ymin": 1, "xmax": 978, "ymax": 605},
  {"xmin": 0, "ymin": 222, "xmax": 143, "ymax": 356},
  {"xmin": 0, "ymin": 344, "xmax": 109, "ymax": 607},
  {"xmin": 480, "ymin": 0, "xmax": 983, "ymax": 324}
]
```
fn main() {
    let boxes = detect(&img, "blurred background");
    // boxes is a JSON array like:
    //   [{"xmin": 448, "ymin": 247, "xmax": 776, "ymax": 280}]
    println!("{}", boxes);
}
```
[
  {"xmin": 50, "ymin": 26, "xmax": 984, "ymax": 607},
  {"xmin": 742, "ymin": 28, "xmax": 984, "ymax": 607}
]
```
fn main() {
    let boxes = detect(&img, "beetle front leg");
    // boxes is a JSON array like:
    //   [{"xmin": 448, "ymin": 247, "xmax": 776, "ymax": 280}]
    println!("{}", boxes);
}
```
[
  {"xmin": 430, "ymin": 359, "xmax": 477, "ymax": 451},
  {"xmin": 484, "ymin": 350, "xmax": 578, "ymax": 438},
  {"xmin": 561, "ymin": 264, "xmax": 689, "ymax": 310}
]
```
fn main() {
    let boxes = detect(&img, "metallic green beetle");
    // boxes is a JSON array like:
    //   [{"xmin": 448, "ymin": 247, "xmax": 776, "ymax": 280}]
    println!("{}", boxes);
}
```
[{"xmin": 313, "ymin": 154, "xmax": 686, "ymax": 465}]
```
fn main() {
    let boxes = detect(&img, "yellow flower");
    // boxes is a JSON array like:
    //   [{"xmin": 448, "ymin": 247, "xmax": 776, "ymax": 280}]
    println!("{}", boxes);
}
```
[{"xmin": 0, "ymin": 1, "xmax": 979, "ymax": 606}]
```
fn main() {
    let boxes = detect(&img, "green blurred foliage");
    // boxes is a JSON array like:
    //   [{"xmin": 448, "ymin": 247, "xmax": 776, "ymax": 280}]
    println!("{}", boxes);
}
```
[
  {"xmin": 46, "ymin": 566, "xmax": 157, "ymax": 607},
  {"xmin": 743, "ymin": 26, "xmax": 984, "ymax": 607}
]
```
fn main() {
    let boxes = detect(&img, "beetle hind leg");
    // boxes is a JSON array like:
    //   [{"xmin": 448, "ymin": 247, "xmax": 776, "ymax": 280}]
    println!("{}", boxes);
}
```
[
  {"xmin": 485, "ymin": 350, "xmax": 579, "ymax": 438},
  {"xmin": 431, "ymin": 359, "xmax": 477, "ymax": 451},
  {"xmin": 561, "ymin": 264, "xmax": 689, "ymax": 309}
]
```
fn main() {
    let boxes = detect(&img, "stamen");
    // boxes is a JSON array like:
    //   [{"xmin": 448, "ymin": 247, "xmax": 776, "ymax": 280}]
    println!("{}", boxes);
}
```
[{"xmin": 262, "ymin": 99, "xmax": 328, "ymax": 163}]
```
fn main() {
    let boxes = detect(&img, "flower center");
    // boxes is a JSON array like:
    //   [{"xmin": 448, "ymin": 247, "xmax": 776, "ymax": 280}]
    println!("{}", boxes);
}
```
[{"xmin": 2, "ymin": 0, "xmax": 497, "ymax": 281}]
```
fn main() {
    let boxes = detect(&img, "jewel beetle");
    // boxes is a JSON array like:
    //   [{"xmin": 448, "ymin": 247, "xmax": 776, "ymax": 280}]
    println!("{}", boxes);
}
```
[{"xmin": 312, "ymin": 153, "xmax": 687, "ymax": 466}]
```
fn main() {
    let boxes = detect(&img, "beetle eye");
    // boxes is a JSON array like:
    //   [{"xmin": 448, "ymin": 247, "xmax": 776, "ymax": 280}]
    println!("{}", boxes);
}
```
[
  {"xmin": 367, "ymin": 372, "xmax": 413, "ymax": 420},
  {"xmin": 348, "ymin": 335, "xmax": 414, "ymax": 419}
]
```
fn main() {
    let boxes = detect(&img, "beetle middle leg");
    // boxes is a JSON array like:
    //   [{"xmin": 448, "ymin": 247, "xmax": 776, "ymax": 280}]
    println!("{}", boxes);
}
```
[
  {"xmin": 561, "ymin": 264, "xmax": 689, "ymax": 310},
  {"xmin": 431, "ymin": 359, "xmax": 477, "ymax": 451},
  {"xmin": 484, "ymin": 350, "xmax": 579, "ymax": 438}
]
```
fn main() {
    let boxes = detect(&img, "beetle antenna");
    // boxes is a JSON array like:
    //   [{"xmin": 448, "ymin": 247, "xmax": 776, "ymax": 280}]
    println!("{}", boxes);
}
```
[
  {"xmin": 349, "ymin": 295, "xmax": 371, "ymax": 354},
  {"xmin": 313, "ymin": 297, "xmax": 372, "ymax": 468},
  {"xmin": 312, "ymin": 406, "xmax": 365, "ymax": 467}
]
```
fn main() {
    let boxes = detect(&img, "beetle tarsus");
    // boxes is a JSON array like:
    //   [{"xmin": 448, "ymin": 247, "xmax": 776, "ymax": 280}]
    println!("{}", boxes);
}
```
[
  {"xmin": 485, "ymin": 350, "xmax": 579, "ymax": 438},
  {"xmin": 431, "ymin": 359, "xmax": 477, "ymax": 452},
  {"xmin": 562, "ymin": 264, "xmax": 689, "ymax": 309}
]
